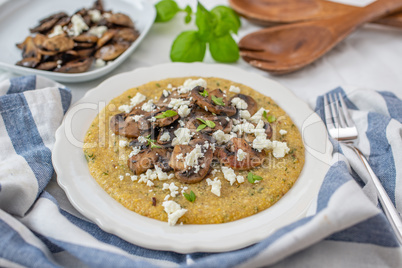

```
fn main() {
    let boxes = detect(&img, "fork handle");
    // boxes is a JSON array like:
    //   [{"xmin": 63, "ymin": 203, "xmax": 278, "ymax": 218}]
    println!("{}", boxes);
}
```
[{"xmin": 350, "ymin": 145, "xmax": 402, "ymax": 244}]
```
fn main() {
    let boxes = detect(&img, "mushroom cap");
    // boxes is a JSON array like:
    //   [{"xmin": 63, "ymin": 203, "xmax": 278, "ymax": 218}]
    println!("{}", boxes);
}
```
[{"xmin": 191, "ymin": 86, "xmax": 236, "ymax": 116}]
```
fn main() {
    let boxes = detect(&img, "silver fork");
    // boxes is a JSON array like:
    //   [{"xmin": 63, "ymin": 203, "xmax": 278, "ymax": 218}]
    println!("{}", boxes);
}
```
[{"xmin": 324, "ymin": 92, "xmax": 402, "ymax": 244}]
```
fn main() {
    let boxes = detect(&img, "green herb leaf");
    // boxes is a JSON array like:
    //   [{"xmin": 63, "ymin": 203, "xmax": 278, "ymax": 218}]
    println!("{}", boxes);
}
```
[
  {"xmin": 155, "ymin": 0, "xmax": 180, "ymax": 23},
  {"xmin": 196, "ymin": 124, "xmax": 207, "ymax": 131},
  {"xmin": 183, "ymin": 5, "xmax": 192, "ymax": 24},
  {"xmin": 184, "ymin": 190, "xmax": 196, "ymax": 202},
  {"xmin": 268, "ymin": 115, "xmax": 276, "ymax": 123},
  {"xmin": 196, "ymin": 2, "xmax": 216, "ymax": 41},
  {"xmin": 197, "ymin": 118, "xmax": 215, "ymax": 128},
  {"xmin": 263, "ymin": 110, "xmax": 268, "ymax": 121},
  {"xmin": 145, "ymin": 135, "xmax": 162, "ymax": 149},
  {"xmin": 200, "ymin": 89, "xmax": 208, "ymax": 97},
  {"xmin": 211, "ymin": 95, "xmax": 225, "ymax": 106},
  {"xmin": 209, "ymin": 33, "xmax": 239, "ymax": 63},
  {"xmin": 155, "ymin": 110, "xmax": 178, "ymax": 119},
  {"xmin": 151, "ymin": 143, "xmax": 162, "ymax": 149},
  {"xmin": 247, "ymin": 172, "xmax": 263, "ymax": 183},
  {"xmin": 170, "ymin": 30, "xmax": 206, "ymax": 62},
  {"xmin": 211, "ymin": 6, "xmax": 241, "ymax": 36}
]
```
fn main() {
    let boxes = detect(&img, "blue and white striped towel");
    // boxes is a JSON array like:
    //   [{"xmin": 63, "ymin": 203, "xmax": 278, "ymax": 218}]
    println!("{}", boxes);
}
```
[{"xmin": 1, "ymin": 76, "xmax": 401, "ymax": 267}]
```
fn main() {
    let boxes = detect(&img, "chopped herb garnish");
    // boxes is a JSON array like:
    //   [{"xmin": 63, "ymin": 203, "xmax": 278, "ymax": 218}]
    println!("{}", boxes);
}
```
[
  {"xmin": 156, "ymin": 83, "xmax": 161, "ymax": 87},
  {"xmin": 197, "ymin": 124, "xmax": 207, "ymax": 131},
  {"xmin": 145, "ymin": 134, "xmax": 162, "ymax": 149},
  {"xmin": 263, "ymin": 110, "xmax": 269, "ymax": 121},
  {"xmin": 247, "ymin": 172, "xmax": 263, "ymax": 183},
  {"xmin": 200, "ymin": 89, "xmax": 208, "ymax": 97},
  {"xmin": 184, "ymin": 190, "xmax": 196, "ymax": 202},
  {"xmin": 267, "ymin": 115, "xmax": 276, "ymax": 123},
  {"xmin": 197, "ymin": 118, "xmax": 215, "ymax": 128},
  {"xmin": 211, "ymin": 95, "xmax": 225, "ymax": 106},
  {"xmin": 103, "ymin": 172, "xmax": 109, "ymax": 175},
  {"xmin": 85, "ymin": 153, "xmax": 96, "ymax": 162},
  {"xmin": 155, "ymin": 110, "xmax": 178, "ymax": 119}
]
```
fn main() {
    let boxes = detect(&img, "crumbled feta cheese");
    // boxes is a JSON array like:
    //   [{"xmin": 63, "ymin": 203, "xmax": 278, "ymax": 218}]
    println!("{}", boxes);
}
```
[
  {"xmin": 103, "ymin": 12, "xmax": 111, "ymax": 18},
  {"xmin": 118, "ymin": 105, "xmax": 131, "ymax": 113},
  {"xmin": 237, "ymin": 149, "xmax": 247, "ymax": 161},
  {"xmin": 206, "ymin": 178, "xmax": 222, "ymax": 196},
  {"xmin": 168, "ymin": 98, "xmax": 191, "ymax": 109},
  {"xmin": 131, "ymin": 175, "xmax": 138, "ymax": 181},
  {"xmin": 163, "ymin": 90, "xmax": 170, "ymax": 97},
  {"xmin": 48, "ymin": 25, "xmax": 64, "ymax": 38},
  {"xmin": 279, "ymin": 129, "xmax": 288, "ymax": 135},
  {"xmin": 159, "ymin": 132, "xmax": 171, "ymax": 142},
  {"xmin": 119, "ymin": 140, "xmax": 128, "ymax": 147},
  {"xmin": 178, "ymin": 105, "xmax": 191, "ymax": 117},
  {"xmin": 142, "ymin": 100, "xmax": 154, "ymax": 112},
  {"xmin": 232, "ymin": 121, "xmax": 255, "ymax": 135},
  {"xmin": 272, "ymin": 141, "xmax": 290, "ymax": 158},
  {"xmin": 229, "ymin": 85, "xmax": 241, "ymax": 93},
  {"xmin": 67, "ymin": 14, "xmax": 88, "ymax": 36},
  {"xmin": 154, "ymin": 165, "xmax": 173, "ymax": 181},
  {"xmin": 118, "ymin": 93, "xmax": 146, "ymax": 113},
  {"xmin": 129, "ymin": 147, "xmax": 141, "ymax": 158},
  {"xmin": 138, "ymin": 136, "xmax": 147, "ymax": 143},
  {"xmin": 212, "ymin": 130, "xmax": 236, "ymax": 144},
  {"xmin": 163, "ymin": 182, "xmax": 179, "ymax": 197},
  {"xmin": 95, "ymin": 58, "xmax": 106, "ymax": 68},
  {"xmin": 178, "ymin": 78, "xmax": 207, "ymax": 94},
  {"xmin": 131, "ymin": 115, "xmax": 143, "ymax": 122},
  {"xmin": 171, "ymin": 128, "xmax": 192, "ymax": 146},
  {"xmin": 164, "ymin": 194, "xmax": 171, "ymax": 201},
  {"xmin": 237, "ymin": 176, "xmax": 245, "ymax": 183},
  {"xmin": 250, "ymin": 108, "xmax": 269, "ymax": 124},
  {"xmin": 88, "ymin": 9, "xmax": 102, "ymax": 22},
  {"xmin": 167, "ymin": 84, "xmax": 172, "ymax": 89},
  {"xmin": 239, "ymin": 110, "xmax": 251, "ymax": 120},
  {"xmin": 252, "ymin": 135, "xmax": 272, "ymax": 152},
  {"xmin": 221, "ymin": 167, "xmax": 237, "ymax": 185},
  {"xmin": 88, "ymin": 26, "xmax": 108, "ymax": 38},
  {"xmin": 119, "ymin": 175, "xmax": 124, "ymax": 181},
  {"xmin": 184, "ymin": 145, "xmax": 204, "ymax": 168},
  {"xmin": 147, "ymin": 180, "xmax": 154, "ymax": 187},
  {"xmin": 231, "ymin": 97, "xmax": 248, "ymax": 110},
  {"xmin": 162, "ymin": 201, "xmax": 187, "ymax": 226}
]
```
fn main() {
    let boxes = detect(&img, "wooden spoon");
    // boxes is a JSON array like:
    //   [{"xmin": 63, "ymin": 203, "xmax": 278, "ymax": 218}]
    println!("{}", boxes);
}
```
[
  {"xmin": 229, "ymin": 0, "xmax": 402, "ymax": 28},
  {"xmin": 238, "ymin": 0, "xmax": 402, "ymax": 75}
]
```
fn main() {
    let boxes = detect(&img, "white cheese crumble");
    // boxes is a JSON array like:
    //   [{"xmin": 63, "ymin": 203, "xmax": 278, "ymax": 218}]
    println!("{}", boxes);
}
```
[
  {"xmin": 171, "ymin": 128, "xmax": 192, "ymax": 146},
  {"xmin": 237, "ymin": 149, "xmax": 247, "ymax": 161},
  {"xmin": 237, "ymin": 176, "xmax": 245, "ymax": 183},
  {"xmin": 250, "ymin": 108, "xmax": 269, "ymax": 124},
  {"xmin": 272, "ymin": 141, "xmax": 290, "ymax": 158},
  {"xmin": 146, "ymin": 180, "xmax": 154, "ymax": 187},
  {"xmin": 231, "ymin": 97, "xmax": 248, "ymax": 110},
  {"xmin": 128, "ymin": 146, "xmax": 141, "ymax": 158},
  {"xmin": 178, "ymin": 105, "xmax": 191, "ymax": 117},
  {"xmin": 163, "ymin": 90, "xmax": 170, "ymax": 97},
  {"xmin": 118, "ymin": 93, "xmax": 146, "ymax": 113},
  {"xmin": 159, "ymin": 132, "xmax": 171, "ymax": 142},
  {"xmin": 138, "ymin": 136, "xmax": 147, "ymax": 143},
  {"xmin": 221, "ymin": 166, "xmax": 237, "ymax": 185},
  {"xmin": 184, "ymin": 144, "xmax": 204, "ymax": 168},
  {"xmin": 212, "ymin": 130, "xmax": 236, "ymax": 144},
  {"xmin": 131, "ymin": 114, "xmax": 144, "ymax": 122},
  {"xmin": 141, "ymin": 100, "xmax": 154, "ymax": 112},
  {"xmin": 239, "ymin": 110, "xmax": 251, "ymax": 120},
  {"xmin": 206, "ymin": 178, "xmax": 222, "ymax": 196},
  {"xmin": 88, "ymin": 25, "xmax": 108, "ymax": 38},
  {"xmin": 119, "ymin": 175, "xmax": 124, "ymax": 181},
  {"xmin": 229, "ymin": 85, "xmax": 241, "ymax": 93},
  {"xmin": 279, "ymin": 129, "xmax": 288, "ymax": 135},
  {"xmin": 178, "ymin": 78, "xmax": 207, "ymax": 94},
  {"xmin": 95, "ymin": 58, "xmax": 106, "ymax": 68},
  {"xmin": 48, "ymin": 25, "xmax": 64, "ymax": 38},
  {"xmin": 155, "ymin": 165, "xmax": 174, "ymax": 181},
  {"xmin": 163, "ymin": 182, "xmax": 179, "ymax": 197},
  {"xmin": 162, "ymin": 201, "xmax": 187, "ymax": 226},
  {"xmin": 88, "ymin": 9, "xmax": 102, "ymax": 22},
  {"xmin": 252, "ymin": 135, "xmax": 272, "ymax": 152},
  {"xmin": 168, "ymin": 98, "xmax": 191, "ymax": 109},
  {"xmin": 67, "ymin": 14, "xmax": 89, "ymax": 36},
  {"xmin": 119, "ymin": 140, "xmax": 128, "ymax": 147}
]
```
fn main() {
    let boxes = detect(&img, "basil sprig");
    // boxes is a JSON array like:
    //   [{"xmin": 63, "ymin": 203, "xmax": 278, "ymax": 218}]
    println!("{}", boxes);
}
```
[
  {"xmin": 155, "ymin": 1, "xmax": 241, "ymax": 63},
  {"xmin": 263, "ymin": 110, "xmax": 276, "ymax": 123},
  {"xmin": 155, "ymin": 110, "xmax": 178, "ymax": 119},
  {"xmin": 247, "ymin": 172, "xmax": 263, "ymax": 184},
  {"xmin": 184, "ymin": 190, "xmax": 196, "ymax": 202},
  {"xmin": 211, "ymin": 95, "xmax": 225, "ymax": 106},
  {"xmin": 196, "ymin": 118, "xmax": 215, "ymax": 131},
  {"xmin": 145, "ymin": 135, "xmax": 162, "ymax": 149}
]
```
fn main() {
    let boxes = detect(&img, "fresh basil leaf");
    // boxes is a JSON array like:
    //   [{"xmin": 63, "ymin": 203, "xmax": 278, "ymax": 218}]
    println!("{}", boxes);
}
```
[
  {"xmin": 200, "ymin": 89, "xmax": 208, "ymax": 97},
  {"xmin": 184, "ymin": 5, "xmax": 192, "ymax": 24},
  {"xmin": 211, "ymin": 95, "xmax": 225, "ymax": 106},
  {"xmin": 155, "ymin": 0, "xmax": 180, "ymax": 23},
  {"xmin": 184, "ymin": 190, "xmax": 196, "ymax": 202},
  {"xmin": 205, "ymin": 120, "xmax": 215, "ymax": 128},
  {"xmin": 197, "ymin": 124, "xmax": 207, "ymax": 132},
  {"xmin": 268, "ymin": 115, "xmax": 276, "ymax": 123},
  {"xmin": 151, "ymin": 143, "xmax": 162, "ymax": 149},
  {"xmin": 247, "ymin": 172, "xmax": 263, "ymax": 183},
  {"xmin": 170, "ymin": 30, "xmax": 206, "ymax": 62},
  {"xmin": 155, "ymin": 110, "xmax": 178, "ymax": 119},
  {"xmin": 263, "ymin": 110, "xmax": 269, "ymax": 121},
  {"xmin": 196, "ymin": 2, "xmax": 216, "ymax": 41},
  {"xmin": 211, "ymin": 6, "xmax": 241, "ymax": 36},
  {"xmin": 209, "ymin": 33, "xmax": 239, "ymax": 63},
  {"xmin": 197, "ymin": 118, "xmax": 206, "ymax": 124}
]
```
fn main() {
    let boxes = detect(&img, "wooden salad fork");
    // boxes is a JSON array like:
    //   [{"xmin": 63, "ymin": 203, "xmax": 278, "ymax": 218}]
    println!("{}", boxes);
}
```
[
  {"xmin": 238, "ymin": 0, "xmax": 402, "ymax": 74},
  {"xmin": 324, "ymin": 92, "xmax": 402, "ymax": 244}
]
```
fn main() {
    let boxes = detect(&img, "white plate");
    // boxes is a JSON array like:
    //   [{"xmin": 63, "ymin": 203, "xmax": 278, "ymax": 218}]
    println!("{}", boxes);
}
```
[
  {"xmin": 53, "ymin": 63, "xmax": 333, "ymax": 253},
  {"xmin": 0, "ymin": 0, "xmax": 155, "ymax": 83}
]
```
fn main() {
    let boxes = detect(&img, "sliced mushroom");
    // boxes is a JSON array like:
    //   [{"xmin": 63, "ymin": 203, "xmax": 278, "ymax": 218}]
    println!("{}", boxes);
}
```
[
  {"xmin": 54, "ymin": 57, "xmax": 93, "ymax": 73},
  {"xmin": 169, "ymin": 140, "xmax": 213, "ymax": 183},
  {"xmin": 113, "ymin": 28, "xmax": 139, "ymax": 43},
  {"xmin": 153, "ymin": 109, "xmax": 180, "ymax": 128},
  {"xmin": 33, "ymin": 34, "xmax": 47, "ymax": 48},
  {"xmin": 74, "ymin": 42, "xmax": 96, "ymax": 49},
  {"xmin": 92, "ymin": 0, "xmax": 105, "ymax": 11},
  {"xmin": 106, "ymin": 13, "xmax": 134, "ymax": 28},
  {"xmin": 109, "ymin": 106, "xmax": 145, "ymax": 138},
  {"xmin": 128, "ymin": 148, "xmax": 171, "ymax": 175},
  {"xmin": 96, "ymin": 29, "xmax": 116, "ymax": 48},
  {"xmin": 191, "ymin": 86, "xmax": 236, "ymax": 116},
  {"xmin": 42, "ymin": 35, "xmax": 75, "ymax": 52},
  {"xmin": 157, "ymin": 121, "xmax": 179, "ymax": 146},
  {"xmin": 73, "ymin": 33, "xmax": 98, "ymax": 43},
  {"xmin": 30, "ymin": 12, "xmax": 68, "ymax": 33},
  {"xmin": 36, "ymin": 61, "xmax": 59, "ymax": 71},
  {"xmin": 16, "ymin": 57, "xmax": 40, "ymax": 68},
  {"xmin": 18, "ymin": 36, "xmax": 40, "ymax": 59},
  {"xmin": 230, "ymin": 94, "xmax": 258, "ymax": 116},
  {"xmin": 216, "ymin": 137, "xmax": 265, "ymax": 170},
  {"xmin": 264, "ymin": 122, "xmax": 273, "ymax": 139},
  {"xmin": 185, "ymin": 115, "xmax": 224, "ymax": 134},
  {"xmin": 95, "ymin": 42, "xmax": 129, "ymax": 61}
]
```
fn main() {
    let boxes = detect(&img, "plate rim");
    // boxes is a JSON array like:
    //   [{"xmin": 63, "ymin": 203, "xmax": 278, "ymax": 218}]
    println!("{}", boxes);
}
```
[
  {"xmin": 53, "ymin": 62, "xmax": 333, "ymax": 253},
  {"xmin": 0, "ymin": 0, "xmax": 156, "ymax": 83}
]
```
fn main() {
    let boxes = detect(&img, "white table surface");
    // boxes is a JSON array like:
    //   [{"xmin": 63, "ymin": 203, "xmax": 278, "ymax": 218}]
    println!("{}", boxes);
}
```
[{"xmin": 0, "ymin": 0, "xmax": 401, "ymax": 106}]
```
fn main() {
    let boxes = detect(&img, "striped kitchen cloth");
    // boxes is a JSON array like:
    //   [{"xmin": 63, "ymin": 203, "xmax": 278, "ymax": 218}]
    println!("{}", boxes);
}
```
[{"xmin": 0, "ymin": 76, "xmax": 401, "ymax": 267}]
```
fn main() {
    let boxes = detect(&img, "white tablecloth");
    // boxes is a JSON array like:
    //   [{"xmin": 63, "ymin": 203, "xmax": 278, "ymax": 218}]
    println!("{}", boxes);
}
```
[{"xmin": 1, "ymin": 0, "xmax": 402, "ymax": 267}]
